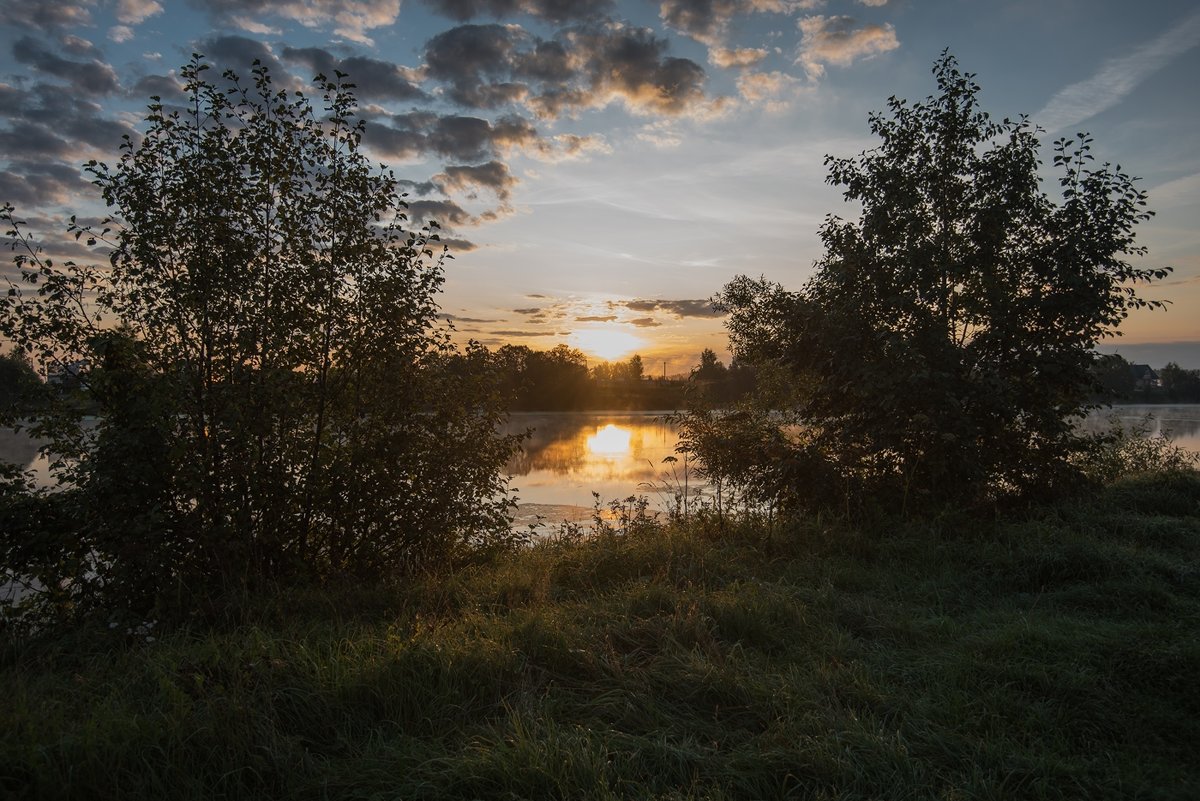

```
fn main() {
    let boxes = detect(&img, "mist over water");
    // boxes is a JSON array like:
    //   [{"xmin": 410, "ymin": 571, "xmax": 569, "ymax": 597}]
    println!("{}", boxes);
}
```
[
  {"xmin": 501, "ymin": 412, "xmax": 695, "ymax": 528},
  {"xmin": 1076, "ymin": 405, "xmax": 1200, "ymax": 451},
  {"xmin": 4, "ymin": 407, "xmax": 1196, "ymax": 527}
]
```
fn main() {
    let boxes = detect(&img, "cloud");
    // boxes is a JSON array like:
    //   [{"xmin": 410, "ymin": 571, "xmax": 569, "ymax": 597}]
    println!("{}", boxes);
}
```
[
  {"xmin": 658, "ymin": 0, "xmax": 829, "ymax": 76},
  {"xmin": 60, "ymin": 34, "xmax": 103, "ymax": 58},
  {"xmin": 0, "ymin": 213, "xmax": 109, "ymax": 269},
  {"xmin": 0, "ymin": 162, "xmax": 92, "ymax": 208},
  {"xmin": 0, "ymin": 0, "xmax": 93, "ymax": 31},
  {"xmin": 407, "ymin": 196, "xmax": 515, "ymax": 230},
  {"xmin": 556, "ymin": 24, "xmax": 713, "ymax": 117},
  {"xmin": 615, "ymin": 298, "xmax": 723, "ymax": 318},
  {"xmin": 422, "ymin": 0, "xmax": 613, "ymax": 24},
  {"xmin": 0, "ymin": 121, "xmax": 74, "ymax": 162},
  {"xmin": 513, "ymin": 307, "xmax": 542, "ymax": 314},
  {"xmin": 438, "ymin": 236, "xmax": 478, "ymax": 251},
  {"xmin": 282, "ymin": 47, "xmax": 427, "ymax": 100},
  {"xmin": 109, "ymin": 25, "xmax": 135, "ymax": 43},
  {"xmin": 658, "ymin": 0, "xmax": 731, "ymax": 46},
  {"xmin": 659, "ymin": 0, "xmax": 806, "ymax": 47},
  {"xmin": 441, "ymin": 313, "xmax": 501, "ymax": 322},
  {"xmin": 235, "ymin": 16, "xmax": 283, "ymax": 34},
  {"xmin": 436, "ymin": 114, "xmax": 537, "ymax": 159},
  {"xmin": 0, "ymin": 82, "xmax": 135, "ymax": 165},
  {"xmin": 576, "ymin": 314, "xmax": 617, "ymax": 322},
  {"xmin": 1149, "ymin": 171, "xmax": 1200, "ymax": 209},
  {"xmin": 197, "ymin": 35, "xmax": 293, "ymax": 82},
  {"xmin": 534, "ymin": 133, "xmax": 611, "ymax": 161},
  {"xmin": 129, "ymin": 72, "xmax": 186, "ymax": 102},
  {"xmin": 189, "ymin": 0, "xmax": 402, "ymax": 45},
  {"xmin": 1035, "ymin": 6, "xmax": 1200, "ymax": 134},
  {"xmin": 796, "ymin": 14, "xmax": 899, "ymax": 79},
  {"xmin": 365, "ymin": 122, "xmax": 429, "ymax": 161},
  {"xmin": 12, "ymin": 36, "xmax": 121, "ymax": 95},
  {"xmin": 488, "ymin": 329, "xmax": 558, "ymax": 337},
  {"xmin": 365, "ymin": 109, "xmax": 604, "ymax": 163},
  {"xmin": 435, "ymin": 160, "xmax": 518, "ymax": 200},
  {"xmin": 709, "ymin": 47, "xmax": 769, "ymax": 69},
  {"xmin": 423, "ymin": 22, "xmax": 718, "ymax": 120},
  {"xmin": 737, "ymin": 69, "xmax": 801, "ymax": 110},
  {"xmin": 116, "ymin": 0, "xmax": 163, "ymax": 24},
  {"xmin": 423, "ymin": 23, "xmax": 532, "ymax": 108},
  {"xmin": 628, "ymin": 317, "xmax": 661, "ymax": 327},
  {"xmin": 637, "ymin": 120, "xmax": 682, "ymax": 148},
  {"xmin": 398, "ymin": 178, "xmax": 441, "ymax": 196},
  {"xmin": 408, "ymin": 199, "xmax": 476, "ymax": 228}
]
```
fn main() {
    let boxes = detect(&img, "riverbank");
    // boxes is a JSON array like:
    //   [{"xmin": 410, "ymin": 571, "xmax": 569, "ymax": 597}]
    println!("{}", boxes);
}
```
[{"xmin": 2, "ymin": 471, "xmax": 1199, "ymax": 800}]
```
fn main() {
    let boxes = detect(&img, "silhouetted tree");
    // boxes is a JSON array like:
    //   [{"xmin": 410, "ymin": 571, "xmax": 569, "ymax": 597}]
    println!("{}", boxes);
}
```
[
  {"xmin": 1, "ymin": 58, "xmax": 520, "ymax": 614},
  {"xmin": 1092, "ymin": 354, "xmax": 1136, "ymax": 400},
  {"xmin": 681, "ymin": 53, "xmax": 1170, "ymax": 512},
  {"xmin": 627, "ymin": 354, "xmax": 644, "ymax": 382},
  {"xmin": 498, "ymin": 343, "xmax": 591, "ymax": 409},
  {"xmin": 0, "ymin": 349, "xmax": 41, "ymax": 413},
  {"xmin": 692, "ymin": 348, "xmax": 727, "ymax": 381},
  {"xmin": 1160, "ymin": 362, "xmax": 1200, "ymax": 402}
]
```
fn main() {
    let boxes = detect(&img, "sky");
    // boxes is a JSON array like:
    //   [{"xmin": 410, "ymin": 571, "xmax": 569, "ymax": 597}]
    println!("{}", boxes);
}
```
[{"xmin": 1, "ymin": 0, "xmax": 1198, "ymax": 373}]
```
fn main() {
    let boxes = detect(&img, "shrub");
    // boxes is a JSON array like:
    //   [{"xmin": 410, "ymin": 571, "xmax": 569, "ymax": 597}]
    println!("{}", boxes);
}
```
[
  {"xmin": 680, "ymin": 53, "xmax": 1170, "ymax": 513},
  {"xmin": 0, "ymin": 58, "xmax": 520, "ymax": 618}
]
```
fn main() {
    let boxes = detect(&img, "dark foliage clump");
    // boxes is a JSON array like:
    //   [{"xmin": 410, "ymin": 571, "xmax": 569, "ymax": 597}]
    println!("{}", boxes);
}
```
[
  {"xmin": 1, "ymin": 58, "xmax": 521, "ymax": 622},
  {"xmin": 680, "ymin": 53, "xmax": 1171, "ymax": 515}
]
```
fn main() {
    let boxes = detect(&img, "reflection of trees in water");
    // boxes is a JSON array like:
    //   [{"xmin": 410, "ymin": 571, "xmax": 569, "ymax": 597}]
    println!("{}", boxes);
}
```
[
  {"xmin": 1078, "ymin": 406, "xmax": 1200, "ymax": 450},
  {"xmin": 503, "ymin": 414, "xmax": 676, "ymax": 481},
  {"xmin": 0, "ymin": 428, "xmax": 41, "ymax": 471}
]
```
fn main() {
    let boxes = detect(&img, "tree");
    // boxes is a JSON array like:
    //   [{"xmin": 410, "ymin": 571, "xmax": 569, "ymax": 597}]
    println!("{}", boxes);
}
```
[
  {"xmin": 684, "ymin": 53, "xmax": 1169, "ymax": 511},
  {"xmin": 692, "ymin": 348, "xmax": 726, "ymax": 381},
  {"xmin": 626, "ymin": 354, "xmax": 644, "ymax": 382},
  {"xmin": 1159, "ymin": 362, "xmax": 1200, "ymax": 402},
  {"xmin": 496, "ymin": 343, "xmax": 590, "ymax": 410},
  {"xmin": 0, "ymin": 349, "xmax": 42, "ymax": 413},
  {"xmin": 1, "ymin": 58, "xmax": 520, "ymax": 614},
  {"xmin": 1092, "ymin": 353, "xmax": 1135, "ymax": 399}
]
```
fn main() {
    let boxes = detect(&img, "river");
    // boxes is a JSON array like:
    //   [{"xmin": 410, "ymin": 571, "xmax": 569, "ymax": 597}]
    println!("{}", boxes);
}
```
[
  {"xmin": 500, "ymin": 411, "xmax": 697, "ymax": 529},
  {"xmin": 3, "ymin": 405, "xmax": 1198, "ymax": 527}
]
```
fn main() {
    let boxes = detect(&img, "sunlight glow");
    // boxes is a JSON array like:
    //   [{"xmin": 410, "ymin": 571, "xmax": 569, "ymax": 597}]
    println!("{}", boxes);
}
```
[
  {"xmin": 586, "ymin": 424, "xmax": 632, "ymax": 456},
  {"xmin": 570, "ymin": 327, "xmax": 644, "ymax": 361}
]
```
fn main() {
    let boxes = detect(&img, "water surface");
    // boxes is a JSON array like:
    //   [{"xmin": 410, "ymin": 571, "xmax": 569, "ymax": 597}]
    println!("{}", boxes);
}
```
[
  {"xmin": 1077, "ymin": 405, "xmax": 1200, "ymax": 452},
  {"xmin": 501, "ymin": 411, "xmax": 693, "ymax": 528},
  {"xmin": 3, "ymin": 406, "xmax": 1196, "ymax": 526}
]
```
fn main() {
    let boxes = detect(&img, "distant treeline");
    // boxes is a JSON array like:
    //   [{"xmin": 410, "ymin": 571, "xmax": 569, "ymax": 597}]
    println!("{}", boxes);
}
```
[
  {"xmin": 489, "ymin": 345, "xmax": 753, "ymax": 411},
  {"xmin": 0, "ymin": 350, "xmax": 42, "ymax": 414},
  {"xmin": 10, "ymin": 348, "xmax": 1195, "ymax": 416},
  {"xmin": 1093, "ymin": 354, "xmax": 1200, "ymax": 403},
  {"xmin": 0, "ymin": 345, "xmax": 755, "ymax": 415}
]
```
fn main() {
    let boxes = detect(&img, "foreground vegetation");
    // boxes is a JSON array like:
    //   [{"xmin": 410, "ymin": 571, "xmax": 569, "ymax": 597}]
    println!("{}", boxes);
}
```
[
  {"xmin": 3, "ymin": 470, "xmax": 1198, "ymax": 800},
  {"xmin": 2, "ymin": 51, "xmax": 1193, "ymax": 800}
]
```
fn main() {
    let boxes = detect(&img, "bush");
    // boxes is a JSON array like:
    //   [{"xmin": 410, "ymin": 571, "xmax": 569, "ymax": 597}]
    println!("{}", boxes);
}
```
[
  {"xmin": 1077, "ymin": 416, "xmax": 1200, "ymax": 484},
  {"xmin": 0, "ymin": 58, "xmax": 520, "ymax": 619},
  {"xmin": 680, "ymin": 53, "xmax": 1171, "ymax": 513}
]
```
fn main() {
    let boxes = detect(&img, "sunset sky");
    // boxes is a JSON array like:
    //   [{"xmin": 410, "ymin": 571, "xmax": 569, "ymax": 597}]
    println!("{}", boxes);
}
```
[{"xmin": 2, "ymin": 0, "xmax": 1198, "ymax": 372}]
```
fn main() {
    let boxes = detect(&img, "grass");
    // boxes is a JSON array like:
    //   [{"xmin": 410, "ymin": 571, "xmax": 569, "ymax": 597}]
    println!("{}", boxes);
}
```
[{"xmin": 1, "ymin": 471, "xmax": 1198, "ymax": 800}]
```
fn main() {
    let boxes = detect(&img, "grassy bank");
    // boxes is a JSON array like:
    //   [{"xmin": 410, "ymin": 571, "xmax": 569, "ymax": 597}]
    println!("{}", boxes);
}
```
[{"xmin": 2, "ymin": 472, "xmax": 1198, "ymax": 800}]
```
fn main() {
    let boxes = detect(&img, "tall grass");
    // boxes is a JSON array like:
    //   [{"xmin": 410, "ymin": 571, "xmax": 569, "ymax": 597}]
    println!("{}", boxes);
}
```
[{"xmin": 2, "ymin": 471, "xmax": 1198, "ymax": 800}]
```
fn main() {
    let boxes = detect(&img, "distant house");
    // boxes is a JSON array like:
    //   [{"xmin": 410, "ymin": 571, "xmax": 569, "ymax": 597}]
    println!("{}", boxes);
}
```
[
  {"xmin": 1129, "ymin": 363, "xmax": 1160, "ymax": 391},
  {"xmin": 47, "ymin": 359, "xmax": 89, "ymax": 388}
]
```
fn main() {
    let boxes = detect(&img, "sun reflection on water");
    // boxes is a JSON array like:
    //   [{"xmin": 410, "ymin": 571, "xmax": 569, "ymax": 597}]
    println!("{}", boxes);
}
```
[
  {"xmin": 500, "ymin": 413, "xmax": 687, "ymax": 513},
  {"xmin": 586, "ymin": 423, "xmax": 632, "ymax": 456}
]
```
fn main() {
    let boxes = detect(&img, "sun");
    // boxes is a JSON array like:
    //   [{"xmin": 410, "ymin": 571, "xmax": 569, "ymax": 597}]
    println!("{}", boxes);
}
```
[
  {"xmin": 570, "ymin": 327, "xmax": 645, "ymax": 361},
  {"xmin": 586, "ymin": 423, "xmax": 632, "ymax": 456}
]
